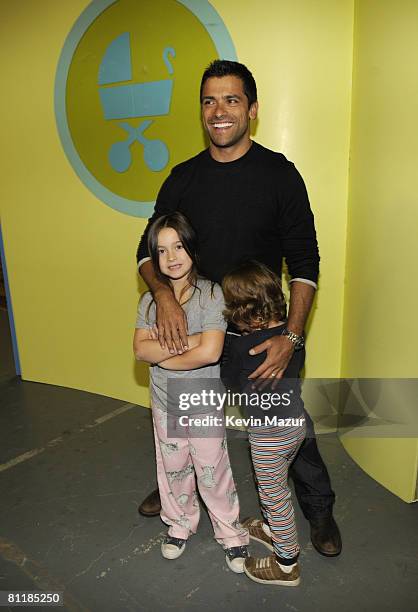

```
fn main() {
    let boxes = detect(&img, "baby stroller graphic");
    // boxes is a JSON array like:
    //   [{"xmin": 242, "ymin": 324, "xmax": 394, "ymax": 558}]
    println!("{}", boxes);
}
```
[{"xmin": 98, "ymin": 32, "xmax": 175, "ymax": 172}]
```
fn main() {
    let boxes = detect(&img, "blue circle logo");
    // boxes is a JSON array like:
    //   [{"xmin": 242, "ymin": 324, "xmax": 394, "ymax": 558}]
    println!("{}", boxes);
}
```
[{"xmin": 55, "ymin": 0, "xmax": 237, "ymax": 218}]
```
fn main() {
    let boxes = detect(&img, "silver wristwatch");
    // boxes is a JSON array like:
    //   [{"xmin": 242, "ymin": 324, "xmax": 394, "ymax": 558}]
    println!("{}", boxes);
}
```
[{"xmin": 282, "ymin": 328, "xmax": 305, "ymax": 351}]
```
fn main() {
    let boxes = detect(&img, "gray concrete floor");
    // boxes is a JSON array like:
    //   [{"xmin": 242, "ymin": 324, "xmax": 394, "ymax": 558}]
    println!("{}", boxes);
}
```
[{"xmin": 0, "ymin": 308, "xmax": 417, "ymax": 612}]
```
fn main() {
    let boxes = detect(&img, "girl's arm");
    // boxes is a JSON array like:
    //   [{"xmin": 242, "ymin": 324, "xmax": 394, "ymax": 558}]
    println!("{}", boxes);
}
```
[
  {"xmin": 158, "ymin": 330, "xmax": 225, "ymax": 370},
  {"xmin": 133, "ymin": 328, "xmax": 201, "ymax": 364}
]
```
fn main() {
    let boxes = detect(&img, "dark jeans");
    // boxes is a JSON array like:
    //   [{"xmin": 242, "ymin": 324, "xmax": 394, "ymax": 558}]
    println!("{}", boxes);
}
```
[
  {"xmin": 222, "ymin": 332, "xmax": 335, "ymax": 521},
  {"xmin": 289, "ymin": 408, "xmax": 335, "ymax": 520}
]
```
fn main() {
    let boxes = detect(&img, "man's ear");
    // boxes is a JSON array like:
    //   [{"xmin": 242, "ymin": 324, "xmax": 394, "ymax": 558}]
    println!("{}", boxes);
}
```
[{"xmin": 249, "ymin": 101, "xmax": 258, "ymax": 120}]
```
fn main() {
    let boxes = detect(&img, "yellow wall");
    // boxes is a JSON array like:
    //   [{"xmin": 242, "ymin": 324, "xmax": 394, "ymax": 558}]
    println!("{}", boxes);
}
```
[
  {"xmin": 0, "ymin": 0, "xmax": 150, "ymax": 406},
  {"xmin": 342, "ymin": 438, "xmax": 418, "ymax": 503},
  {"xmin": 0, "ymin": 0, "xmax": 353, "ymax": 408},
  {"xmin": 214, "ymin": 0, "xmax": 354, "ymax": 379},
  {"xmin": 341, "ymin": 0, "xmax": 418, "ymax": 502}
]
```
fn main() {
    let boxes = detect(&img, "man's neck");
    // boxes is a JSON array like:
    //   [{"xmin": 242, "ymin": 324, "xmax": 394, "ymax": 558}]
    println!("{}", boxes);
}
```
[{"xmin": 209, "ymin": 138, "xmax": 253, "ymax": 163}]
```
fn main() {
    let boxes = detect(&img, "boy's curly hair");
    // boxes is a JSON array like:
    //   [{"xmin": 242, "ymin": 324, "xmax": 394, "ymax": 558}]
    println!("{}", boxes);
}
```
[{"xmin": 222, "ymin": 260, "xmax": 287, "ymax": 330}]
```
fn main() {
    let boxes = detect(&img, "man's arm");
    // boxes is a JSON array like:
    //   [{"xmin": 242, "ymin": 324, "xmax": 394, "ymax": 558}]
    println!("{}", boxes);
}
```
[
  {"xmin": 136, "ymin": 166, "xmax": 190, "ymax": 353},
  {"xmin": 286, "ymin": 280, "xmax": 315, "ymax": 336},
  {"xmin": 136, "ymin": 167, "xmax": 181, "ymax": 265},
  {"xmin": 158, "ymin": 282, "xmax": 227, "ymax": 370},
  {"xmin": 249, "ymin": 162, "xmax": 319, "ymax": 382},
  {"xmin": 247, "ymin": 281, "xmax": 314, "ymax": 382}
]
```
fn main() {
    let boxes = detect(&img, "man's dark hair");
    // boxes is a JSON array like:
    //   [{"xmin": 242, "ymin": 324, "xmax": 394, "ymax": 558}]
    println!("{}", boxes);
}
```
[{"xmin": 200, "ymin": 60, "xmax": 257, "ymax": 107}]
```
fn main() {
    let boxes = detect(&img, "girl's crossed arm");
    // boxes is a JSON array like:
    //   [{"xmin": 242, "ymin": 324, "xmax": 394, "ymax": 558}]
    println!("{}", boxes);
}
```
[
  {"xmin": 159, "ymin": 330, "xmax": 225, "ymax": 370},
  {"xmin": 134, "ymin": 328, "xmax": 224, "ymax": 370},
  {"xmin": 133, "ymin": 328, "xmax": 201, "ymax": 364}
]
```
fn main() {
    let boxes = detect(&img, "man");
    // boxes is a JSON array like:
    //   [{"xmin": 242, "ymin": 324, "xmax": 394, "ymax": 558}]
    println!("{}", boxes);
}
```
[{"xmin": 136, "ymin": 60, "xmax": 342, "ymax": 557}]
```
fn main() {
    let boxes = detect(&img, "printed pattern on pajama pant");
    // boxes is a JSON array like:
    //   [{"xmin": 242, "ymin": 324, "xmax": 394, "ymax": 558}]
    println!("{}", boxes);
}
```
[
  {"xmin": 152, "ymin": 405, "xmax": 249, "ymax": 548},
  {"xmin": 248, "ymin": 418, "xmax": 306, "ymax": 561}
]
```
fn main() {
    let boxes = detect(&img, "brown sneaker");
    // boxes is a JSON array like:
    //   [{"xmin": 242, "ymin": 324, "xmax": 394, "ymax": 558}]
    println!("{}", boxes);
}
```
[
  {"xmin": 138, "ymin": 488, "xmax": 161, "ymax": 517},
  {"xmin": 244, "ymin": 555, "xmax": 300, "ymax": 586},
  {"xmin": 241, "ymin": 517, "xmax": 274, "ymax": 552}
]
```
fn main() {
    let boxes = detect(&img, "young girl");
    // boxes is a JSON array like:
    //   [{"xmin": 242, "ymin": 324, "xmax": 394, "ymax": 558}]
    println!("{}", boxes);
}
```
[
  {"xmin": 221, "ymin": 260, "xmax": 307, "ymax": 587},
  {"xmin": 133, "ymin": 212, "xmax": 249, "ymax": 572}
]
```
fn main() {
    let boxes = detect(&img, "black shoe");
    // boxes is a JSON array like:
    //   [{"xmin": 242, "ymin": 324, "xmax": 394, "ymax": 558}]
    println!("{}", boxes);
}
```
[
  {"xmin": 310, "ymin": 515, "xmax": 342, "ymax": 557},
  {"xmin": 138, "ymin": 488, "xmax": 161, "ymax": 517},
  {"xmin": 161, "ymin": 536, "xmax": 187, "ymax": 559},
  {"xmin": 225, "ymin": 545, "xmax": 250, "ymax": 573}
]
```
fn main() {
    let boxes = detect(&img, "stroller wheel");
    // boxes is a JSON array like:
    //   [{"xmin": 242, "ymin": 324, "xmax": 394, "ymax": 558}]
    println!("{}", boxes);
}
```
[
  {"xmin": 109, "ymin": 140, "xmax": 132, "ymax": 173},
  {"xmin": 143, "ymin": 139, "xmax": 169, "ymax": 172}
]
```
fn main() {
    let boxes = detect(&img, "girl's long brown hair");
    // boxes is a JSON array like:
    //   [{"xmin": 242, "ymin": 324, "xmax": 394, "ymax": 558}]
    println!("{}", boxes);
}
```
[{"xmin": 145, "ymin": 212, "xmax": 207, "ymax": 321}]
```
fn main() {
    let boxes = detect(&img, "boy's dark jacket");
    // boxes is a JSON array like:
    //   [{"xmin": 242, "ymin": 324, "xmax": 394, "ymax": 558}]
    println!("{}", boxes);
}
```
[{"xmin": 221, "ymin": 325, "xmax": 305, "ymax": 420}]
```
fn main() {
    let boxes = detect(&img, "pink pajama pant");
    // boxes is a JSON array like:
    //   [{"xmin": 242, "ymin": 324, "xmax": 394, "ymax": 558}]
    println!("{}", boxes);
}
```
[{"xmin": 152, "ymin": 406, "xmax": 249, "ymax": 548}]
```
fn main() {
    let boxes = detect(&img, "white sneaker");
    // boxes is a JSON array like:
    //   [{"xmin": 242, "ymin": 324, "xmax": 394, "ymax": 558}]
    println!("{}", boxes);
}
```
[
  {"xmin": 225, "ymin": 545, "xmax": 250, "ymax": 573},
  {"xmin": 161, "ymin": 536, "xmax": 186, "ymax": 560}
]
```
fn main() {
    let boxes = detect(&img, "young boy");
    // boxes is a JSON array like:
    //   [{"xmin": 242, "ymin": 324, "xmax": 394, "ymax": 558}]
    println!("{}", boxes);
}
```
[{"xmin": 222, "ymin": 260, "xmax": 307, "ymax": 587}]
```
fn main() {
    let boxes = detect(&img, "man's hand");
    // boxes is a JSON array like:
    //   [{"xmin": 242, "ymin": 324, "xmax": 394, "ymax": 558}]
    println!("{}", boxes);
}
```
[
  {"xmin": 248, "ymin": 335, "xmax": 294, "ymax": 389},
  {"xmin": 154, "ymin": 287, "xmax": 188, "ymax": 353},
  {"xmin": 247, "ymin": 280, "xmax": 315, "ymax": 389}
]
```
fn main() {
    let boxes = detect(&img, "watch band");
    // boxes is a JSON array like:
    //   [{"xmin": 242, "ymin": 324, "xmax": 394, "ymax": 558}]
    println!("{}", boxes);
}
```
[{"xmin": 282, "ymin": 328, "xmax": 305, "ymax": 351}]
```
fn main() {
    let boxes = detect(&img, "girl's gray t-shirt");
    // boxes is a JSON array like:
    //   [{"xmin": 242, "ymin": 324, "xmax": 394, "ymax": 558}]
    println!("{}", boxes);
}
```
[{"xmin": 135, "ymin": 278, "xmax": 226, "ymax": 413}]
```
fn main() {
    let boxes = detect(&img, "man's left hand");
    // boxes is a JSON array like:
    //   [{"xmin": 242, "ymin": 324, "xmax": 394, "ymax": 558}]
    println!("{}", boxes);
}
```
[{"xmin": 248, "ymin": 335, "xmax": 294, "ymax": 389}]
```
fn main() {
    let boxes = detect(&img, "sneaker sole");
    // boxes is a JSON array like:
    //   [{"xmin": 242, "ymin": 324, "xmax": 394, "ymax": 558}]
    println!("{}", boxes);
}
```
[
  {"xmin": 248, "ymin": 533, "xmax": 274, "ymax": 553},
  {"xmin": 244, "ymin": 565, "xmax": 300, "ymax": 586},
  {"xmin": 161, "ymin": 543, "xmax": 186, "ymax": 560},
  {"xmin": 225, "ymin": 555, "xmax": 245, "ymax": 574}
]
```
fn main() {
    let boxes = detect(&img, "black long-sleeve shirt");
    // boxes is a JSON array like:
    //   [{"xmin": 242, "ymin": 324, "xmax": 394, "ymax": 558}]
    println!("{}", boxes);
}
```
[{"xmin": 136, "ymin": 142, "xmax": 319, "ymax": 285}]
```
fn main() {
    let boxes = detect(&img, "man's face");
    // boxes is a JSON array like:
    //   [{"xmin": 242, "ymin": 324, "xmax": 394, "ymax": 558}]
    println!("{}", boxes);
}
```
[{"xmin": 201, "ymin": 75, "xmax": 258, "ymax": 149}]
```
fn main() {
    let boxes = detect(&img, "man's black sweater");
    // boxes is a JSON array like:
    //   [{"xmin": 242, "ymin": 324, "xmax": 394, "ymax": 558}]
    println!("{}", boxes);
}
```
[{"xmin": 136, "ymin": 141, "xmax": 319, "ymax": 285}]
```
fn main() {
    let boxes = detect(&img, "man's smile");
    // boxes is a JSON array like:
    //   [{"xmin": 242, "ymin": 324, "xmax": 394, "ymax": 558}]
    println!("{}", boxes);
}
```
[{"xmin": 212, "ymin": 121, "xmax": 234, "ymax": 129}]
